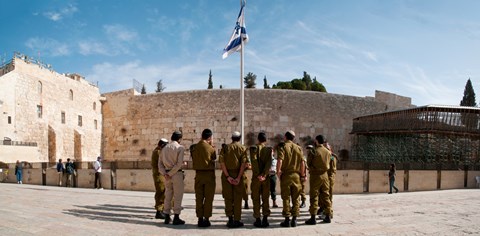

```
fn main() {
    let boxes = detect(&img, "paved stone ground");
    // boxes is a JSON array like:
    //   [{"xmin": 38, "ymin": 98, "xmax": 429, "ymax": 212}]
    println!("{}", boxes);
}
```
[{"xmin": 0, "ymin": 183, "xmax": 479, "ymax": 236}]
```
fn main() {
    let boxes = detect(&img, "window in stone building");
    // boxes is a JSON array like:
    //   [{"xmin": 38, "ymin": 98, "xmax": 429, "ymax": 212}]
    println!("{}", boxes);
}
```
[
  {"xmin": 93, "ymin": 102, "xmax": 96, "ymax": 111},
  {"xmin": 94, "ymin": 119, "xmax": 98, "ymax": 129},
  {"xmin": 37, "ymin": 105, "xmax": 43, "ymax": 118},
  {"xmin": 78, "ymin": 115, "xmax": 82, "ymax": 127},
  {"xmin": 69, "ymin": 89, "xmax": 73, "ymax": 100},
  {"xmin": 37, "ymin": 81, "xmax": 42, "ymax": 94},
  {"xmin": 61, "ymin": 112, "xmax": 65, "ymax": 124},
  {"xmin": 8, "ymin": 116, "xmax": 11, "ymax": 124}
]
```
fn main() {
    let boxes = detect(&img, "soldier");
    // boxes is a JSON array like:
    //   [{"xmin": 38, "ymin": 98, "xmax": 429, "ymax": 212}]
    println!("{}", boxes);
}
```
[
  {"xmin": 152, "ymin": 138, "xmax": 168, "ymax": 219},
  {"xmin": 299, "ymin": 154, "xmax": 307, "ymax": 208},
  {"xmin": 305, "ymin": 134, "xmax": 332, "ymax": 225},
  {"xmin": 276, "ymin": 130, "xmax": 306, "ymax": 227},
  {"xmin": 250, "ymin": 132, "xmax": 272, "ymax": 227},
  {"xmin": 191, "ymin": 129, "xmax": 217, "ymax": 227},
  {"xmin": 325, "ymin": 141, "xmax": 338, "ymax": 218},
  {"xmin": 219, "ymin": 131, "xmax": 248, "ymax": 228},
  {"xmin": 159, "ymin": 131, "xmax": 185, "ymax": 225}
]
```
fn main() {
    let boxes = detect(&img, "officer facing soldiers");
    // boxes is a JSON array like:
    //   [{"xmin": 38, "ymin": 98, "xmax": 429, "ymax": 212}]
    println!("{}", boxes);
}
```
[
  {"xmin": 151, "ymin": 138, "xmax": 168, "ymax": 219},
  {"xmin": 191, "ymin": 129, "xmax": 217, "ymax": 227},
  {"xmin": 250, "ymin": 132, "xmax": 272, "ymax": 227},
  {"xmin": 276, "ymin": 130, "xmax": 306, "ymax": 227},
  {"xmin": 306, "ymin": 134, "xmax": 333, "ymax": 225},
  {"xmin": 219, "ymin": 131, "xmax": 248, "ymax": 228}
]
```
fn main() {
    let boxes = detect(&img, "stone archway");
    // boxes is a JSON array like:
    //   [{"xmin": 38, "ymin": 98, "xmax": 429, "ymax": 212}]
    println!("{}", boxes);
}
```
[{"xmin": 48, "ymin": 126, "xmax": 56, "ymax": 163}]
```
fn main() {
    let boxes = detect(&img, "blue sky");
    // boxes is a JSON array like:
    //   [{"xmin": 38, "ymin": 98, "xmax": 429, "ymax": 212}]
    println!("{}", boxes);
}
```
[{"xmin": 1, "ymin": 0, "xmax": 479, "ymax": 106}]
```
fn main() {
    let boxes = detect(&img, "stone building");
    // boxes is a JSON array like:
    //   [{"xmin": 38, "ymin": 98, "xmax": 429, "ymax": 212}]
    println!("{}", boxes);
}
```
[
  {"xmin": 0, "ymin": 53, "xmax": 103, "ymax": 163},
  {"xmin": 101, "ymin": 88, "xmax": 413, "ymax": 162}
]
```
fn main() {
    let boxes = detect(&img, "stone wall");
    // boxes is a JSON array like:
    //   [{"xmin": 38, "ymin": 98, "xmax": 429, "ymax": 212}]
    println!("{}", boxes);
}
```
[
  {"xmin": 0, "ymin": 58, "xmax": 103, "ymax": 163},
  {"xmin": 2, "ymin": 166, "xmax": 479, "ymax": 194},
  {"xmin": 102, "ymin": 89, "xmax": 412, "ymax": 161}
]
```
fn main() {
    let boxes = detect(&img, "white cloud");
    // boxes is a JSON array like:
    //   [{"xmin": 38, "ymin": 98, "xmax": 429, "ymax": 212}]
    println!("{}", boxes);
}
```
[
  {"xmin": 43, "ymin": 4, "xmax": 78, "ymax": 21},
  {"xmin": 104, "ymin": 24, "xmax": 138, "ymax": 42},
  {"xmin": 87, "ymin": 60, "xmax": 210, "ymax": 94},
  {"xmin": 78, "ymin": 40, "xmax": 109, "ymax": 56},
  {"xmin": 25, "ymin": 37, "xmax": 70, "ymax": 56}
]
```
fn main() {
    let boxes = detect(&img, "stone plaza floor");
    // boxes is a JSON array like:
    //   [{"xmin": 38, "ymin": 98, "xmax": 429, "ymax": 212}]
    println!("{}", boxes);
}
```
[{"xmin": 0, "ymin": 183, "xmax": 479, "ymax": 235}]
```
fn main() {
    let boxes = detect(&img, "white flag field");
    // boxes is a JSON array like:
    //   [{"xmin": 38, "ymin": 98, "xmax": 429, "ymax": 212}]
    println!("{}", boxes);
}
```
[{"xmin": 222, "ymin": 0, "xmax": 249, "ymax": 59}]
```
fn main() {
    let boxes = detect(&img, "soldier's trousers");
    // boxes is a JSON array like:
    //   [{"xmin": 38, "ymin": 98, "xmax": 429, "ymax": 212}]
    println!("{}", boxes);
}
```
[
  {"xmin": 164, "ymin": 171, "xmax": 184, "ymax": 215},
  {"xmin": 222, "ymin": 172, "xmax": 246, "ymax": 221},
  {"xmin": 251, "ymin": 177, "xmax": 271, "ymax": 218},
  {"xmin": 309, "ymin": 173, "xmax": 332, "ymax": 216},
  {"xmin": 195, "ymin": 170, "xmax": 216, "ymax": 219},
  {"xmin": 280, "ymin": 173, "xmax": 301, "ymax": 217},
  {"xmin": 300, "ymin": 179, "xmax": 306, "ymax": 202},
  {"xmin": 329, "ymin": 175, "xmax": 335, "ymax": 215},
  {"xmin": 153, "ymin": 174, "xmax": 165, "ymax": 211}
]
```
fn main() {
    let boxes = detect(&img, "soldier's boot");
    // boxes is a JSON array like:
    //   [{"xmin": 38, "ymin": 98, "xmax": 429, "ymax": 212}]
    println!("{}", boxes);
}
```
[
  {"xmin": 203, "ymin": 217, "xmax": 211, "ymax": 227},
  {"xmin": 291, "ymin": 216, "xmax": 297, "ymax": 227},
  {"xmin": 300, "ymin": 200, "xmax": 306, "ymax": 208},
  {"xmin": 280, "ymin": 217, "xmax": 290, "ymax": 227},
  {"xmin": 232, "ymin": 220, "xmax": 244, "ymax": 228},
  {"xmin": 197, "ymin": 217, "xmax": 204, "ymax": 227},
  {"xmin": 244, "ymin": 200, "xmax": 249, "ymax": 209},
  {"xmin": 172, "ymin": 214, "xmax": 185, "ymax": 225},
  {"xmin": 164, "ymin": 214, "xmax": 171, "ymax": 224},
  {"xmin": 261, "ymin": 216, "xmax": 269, "ymax": 227},
  {"xmin": 317, "ymin": 207, "xmax": 323, "ymax": 215},
  {"xmin": 155, "ymin": 210, "xmax": 166, "ymax": 219},
  {"xmin": 305, "ymin": 215, "xmax": 317, "ymax": 225},
  {"xmin": 227, "ymin": 216, "xmax": 234, "ymax": 228},
  {"xmin": 253, "ymin": 218, "xmax": 262, "ymax": 228},
  {"xmin": 323, "ymin": 215, "xmax": 331, "ymax": 223}
]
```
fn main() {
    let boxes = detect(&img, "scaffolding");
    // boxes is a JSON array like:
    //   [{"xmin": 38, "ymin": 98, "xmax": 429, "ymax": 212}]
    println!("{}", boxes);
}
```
[{"xmin": 351, "ymin": 105, "xmax": 480, "ymax": 166}]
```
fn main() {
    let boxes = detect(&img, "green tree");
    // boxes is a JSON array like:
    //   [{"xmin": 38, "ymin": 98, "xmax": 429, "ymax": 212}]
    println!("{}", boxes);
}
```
[
  {"xmin": 291, "ymin": 78, "xmax": 307, "ymax": 90},
  {"xmin": 219, "ymin": 85, "xmax": 223, "ymax": 89},
  {"xmin": 301, "ymin": 71, "xmax": 312, "ymax": 90},
  {"xmin": 155, "ymin": 79, "xmax": 166, "ymax": 93},
  {"xmin": 272, "ymin": 72, "xmax": 327, "ymax": 92},
  {"xmin": 460, "ymin": 78, "xmax": 477, "ymax": 107},
  {"xmin": 273, "ymin": 81, "xmax": 292, "ymax": 89},
  {"xmin": 459, "ymin": 78, "xmax": 478, "ymax": 128},
  {"xmin": 208, "ymin": 70, "xmax": 213, "ymax": 89},
  {"xmin": 263, "ymin": 75, "xmax": 270, "ymax": 89},
  {"xmin": 311, "ymin": 77, "xmax": 327, "ymax": 92},
  {"xmin": 244, "ymin": 72, "xmax": 256, "ymax": 88},
  {"xmin": 141, "ymin": 84, "xmax": 146, "ymax": 94}
]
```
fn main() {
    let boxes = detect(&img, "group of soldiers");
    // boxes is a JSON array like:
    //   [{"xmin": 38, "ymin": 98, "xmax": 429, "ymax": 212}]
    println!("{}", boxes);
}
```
[{"xmin": 151, "ymin": 129, "xmax": 338, "ymax": 228}]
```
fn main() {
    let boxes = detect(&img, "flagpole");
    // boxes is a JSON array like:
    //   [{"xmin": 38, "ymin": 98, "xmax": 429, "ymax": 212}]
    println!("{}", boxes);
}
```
[
  {"xmin": 239, "ymin": 0, "xmax": 245, "ymax": 145},
  {"xmin": 240, "ymin": 34, "xmax": 245, "ymax": 145}
]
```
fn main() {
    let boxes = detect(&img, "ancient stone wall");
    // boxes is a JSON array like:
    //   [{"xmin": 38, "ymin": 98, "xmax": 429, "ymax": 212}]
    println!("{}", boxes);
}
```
[
  {"xmin": 0, "ymin": 58, "xmax": 102, "ymax": 162},
  {"xmin": 102, "ymin": 88, "xmax": 412, "ymax": 161}
]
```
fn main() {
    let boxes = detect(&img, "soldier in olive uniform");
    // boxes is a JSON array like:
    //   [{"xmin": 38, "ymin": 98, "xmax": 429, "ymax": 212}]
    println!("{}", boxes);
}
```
[
  {"xmin": 151, "ymin": 138, "xmax": 168, "ymax": 219},
  {"xmin": 250, "ymin": 132, "xmax": 272, "ymax": 227},
  {"xmin": 191, "ymin": 129, "xmax": 217, "ymax": 227},
  {"xmin": 305, "ymin": 135, "xmax": 332, "ymax": 225},
  {"xmin": 276, "ymin": 130, "xmax": 306, "ymax": 227},
  {"xmin": 219, "ymin": 131, "xmax": 248, "ymax": 228},
  {"xmin": 299, "ymin": 153, "xmax": 307, "ymax": 208},
  {"xmin": 325, "ymin": 141, "xmax": 337, "ymax": 218}
]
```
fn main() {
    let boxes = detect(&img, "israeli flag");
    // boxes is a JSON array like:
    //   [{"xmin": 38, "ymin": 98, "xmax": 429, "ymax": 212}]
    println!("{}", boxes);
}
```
[{"xmin": 222, "ymin": 0, "xmax": 249, "ymax": 59}]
